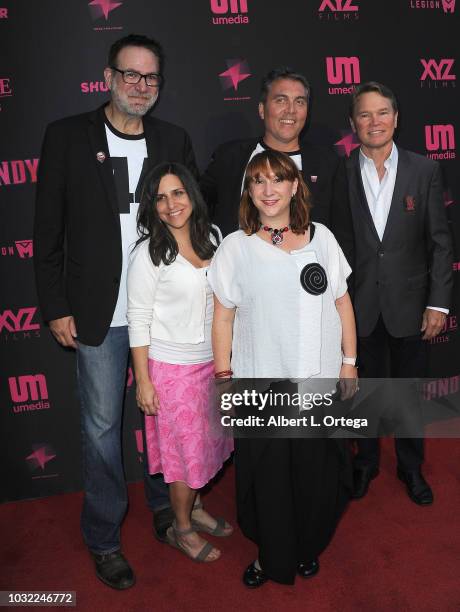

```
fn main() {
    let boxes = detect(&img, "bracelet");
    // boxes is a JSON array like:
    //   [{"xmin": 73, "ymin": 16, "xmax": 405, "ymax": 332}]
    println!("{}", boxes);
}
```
[
  {"xmin": 215, "ymin": 369, "xmax": 233, "ymax": 379},
  {"xmin": 342, "ymin": 357, "xmax": 357, "ymax": 366}
]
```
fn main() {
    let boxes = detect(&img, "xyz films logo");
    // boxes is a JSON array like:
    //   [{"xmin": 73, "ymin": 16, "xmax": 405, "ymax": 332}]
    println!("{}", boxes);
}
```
[
  {"xmin": 210, "ymin": 0, "xmax": 249, "ymax": 24},
  {"xmin": 420, "ymin": 59, "xmax": 456, "ymax": 88},
  {"xmin": 318, "ymin": 0, "xmax": 359, "ymax": 19},
  {"xmin": 425, "ymin": 125, "xmax": 456, "ymax": 160},
  {"xmin": 8, "ymin": 374, "xmax": 51, "ymax": 414},
  {"xmin": 0, "ymin": 307, "xmax": 40, "ymax": 342},
  {"xmin": 326, "ymin": 57, "xmax": 360, "ymax": 94}
]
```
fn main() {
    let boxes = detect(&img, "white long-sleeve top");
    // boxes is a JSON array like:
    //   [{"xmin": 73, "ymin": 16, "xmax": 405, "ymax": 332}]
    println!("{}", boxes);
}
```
[{"xmin": 127, "ymin": 239, "xmax": 215, "ymax": 363}]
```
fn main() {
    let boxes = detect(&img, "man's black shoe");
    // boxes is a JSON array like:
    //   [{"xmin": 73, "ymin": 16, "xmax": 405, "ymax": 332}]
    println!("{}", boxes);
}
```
[
  {"xmin": 297, "ymin": 558, "xmax": 319, "ymax": 579},
  {"xmin": 397, "ymin": 468, "xmax": 434, "ymax": 505},
  {"xmin": 352, "ymin": 465, "xmax": 379, "ymax": 499},
  {"xmin": 243, "ymin": 562, "xmax": 269, "ymax": 588},
  {"xmin": 93, "ymin": 550, "xmax": 135, "ymax": 590},
  {"xmin": 153, "ymin": 506, "xmax": 175, "ymax": 543}
]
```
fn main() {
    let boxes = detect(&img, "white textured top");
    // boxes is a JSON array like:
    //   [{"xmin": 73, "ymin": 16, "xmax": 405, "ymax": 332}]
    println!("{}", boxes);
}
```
[
  {"xmin": 208, "ymin": 223, "xmax": 351, "ymax": 379},
  {"xmin": 127, "ymin": 237, "xmax": 217, "ymax": 362}
]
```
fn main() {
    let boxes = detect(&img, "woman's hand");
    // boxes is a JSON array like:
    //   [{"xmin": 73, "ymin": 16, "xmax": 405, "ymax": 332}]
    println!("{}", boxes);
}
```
[
  {"xmin": 136, "ymin": 379, "xmax": 160, "ymax": 415},
  {"xmin": 338, "ymin": 364, "xmax": 359, "ymax": 400}
]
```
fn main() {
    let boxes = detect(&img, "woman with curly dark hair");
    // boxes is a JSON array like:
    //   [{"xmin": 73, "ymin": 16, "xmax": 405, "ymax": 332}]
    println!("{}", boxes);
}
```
[{"xmin": 127, "ymin": 162, "xmax": 233, "ymax": 563}]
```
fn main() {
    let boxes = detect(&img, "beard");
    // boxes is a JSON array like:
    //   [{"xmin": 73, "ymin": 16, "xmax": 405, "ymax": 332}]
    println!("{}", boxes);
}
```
[{"xmin": 110, "ymin": 78, "xmax": 158, "ymax": 117}]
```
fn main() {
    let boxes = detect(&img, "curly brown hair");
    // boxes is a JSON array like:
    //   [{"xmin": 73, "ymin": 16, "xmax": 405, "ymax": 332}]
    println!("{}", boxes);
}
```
[{"xmin": 239, "ymin": 150, "xmax": 311, "ymax": 235}]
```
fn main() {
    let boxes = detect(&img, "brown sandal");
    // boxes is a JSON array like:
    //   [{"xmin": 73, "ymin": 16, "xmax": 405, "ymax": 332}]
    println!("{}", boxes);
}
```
[{"xmin": 165, "ymin": 521, "xmax": 221, "ymax": 563}]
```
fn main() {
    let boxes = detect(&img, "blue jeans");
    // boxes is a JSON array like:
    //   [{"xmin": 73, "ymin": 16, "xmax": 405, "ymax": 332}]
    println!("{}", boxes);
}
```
[{"xmin": 77, "ymin": 326, "xmax": 170, "ymax": 554}]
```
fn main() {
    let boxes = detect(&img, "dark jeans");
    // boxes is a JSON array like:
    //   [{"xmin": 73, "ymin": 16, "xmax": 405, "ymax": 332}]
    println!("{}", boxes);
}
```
[
  {"xmin": 355, "ymin": 316, "xmax": 428, "ymax": 471},
  {"xmin": 77, "ymin": 326, "xmax": 169, "ymax": 554}
]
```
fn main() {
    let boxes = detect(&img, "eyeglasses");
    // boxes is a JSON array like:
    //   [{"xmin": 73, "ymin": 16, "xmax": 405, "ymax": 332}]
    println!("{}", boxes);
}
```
[{"xmin": 111, "ymin": 67, "xmax": 162, "ymax": 87}]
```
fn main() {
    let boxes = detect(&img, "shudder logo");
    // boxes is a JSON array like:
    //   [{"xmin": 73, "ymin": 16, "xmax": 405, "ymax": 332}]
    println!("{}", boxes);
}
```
[
  {"xmin": 210, "ymin": 0, "xmax": 249, "ymax": 24},
  {"xmin": 425, "ymin": 125, "xmax": 456, "ymax": 159},
  {"xmin": 0, "ymin": 159, "xmax": 39, "ymax": 186},
  {"xmin": 318, "ymin": 0, "xmax": 359, "ymax": 19},
  {"xmin": 81, "ymin": 81, "xmax": 109, "ymax": 94},
  {"xmin": 326, "ymin": 57, "xmax": 360, "ymax": 94},
  {"xmin": 420, "ymin": 58, "xmax": 456, "ymax": 88},
  {"xmin": 8, "ymin": 374, "xmax": 51, "ymax": 414}
]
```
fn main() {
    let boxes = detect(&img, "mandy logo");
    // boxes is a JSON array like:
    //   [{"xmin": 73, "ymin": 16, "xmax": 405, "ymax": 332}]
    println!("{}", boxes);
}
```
[
  {"xmin": 0, "ymin": 159, "xmax": 39, "ymax": 186},
  {"xmin": 334, "ymin": 131, "xmax": 360, "ymax": 157},
  {"xmin": 210, "ymin": 0, "xmax": 248, "ymax": 12},
  {"xmin": 319, "ymin": 0, "xmax": 358, "ymax": 10},
  {"xmin": 442, "ymin": 0, "xmax": 455, "ymax": 12},
  {"xmin": 425, "ymin": 125, "xmax": 455, "ymax": 151},
  {"xmin": 0, "ymin": 78, "xmax": 12, "ymax": 97},
  {"xmin": 15, "ymin": 240, "xmax": 33, "ymax": 258},
  {"xmin": 88, "ymin": 0, "xmax": 122, "ymax": 20},
  {"xmin": 420, "ymin": 59, "xmax": 456, "ymax": 81},
  {"xmin": 219, "ymin": 59, "xmax": 251, "ymax": 91},
  {"xmin": 326, "ymin": 57, "xmax": 360, "ymax": 84},
  {"xmin": 0, "ymin": 307, "xmax": 40, "ymax": 333},
  {"xmin": 9, "ymin": 374, "xmax": 48, "ymax": 402},
  {"xmin": 26, "ymin": 445, "xmax": 56, "ymax": 470}
]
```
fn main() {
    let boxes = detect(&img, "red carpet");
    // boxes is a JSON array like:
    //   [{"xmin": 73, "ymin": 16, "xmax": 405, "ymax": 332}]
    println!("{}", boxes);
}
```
[{"xmin": 1, "ymin": 438, "xmax": 459, "ymax": 612}]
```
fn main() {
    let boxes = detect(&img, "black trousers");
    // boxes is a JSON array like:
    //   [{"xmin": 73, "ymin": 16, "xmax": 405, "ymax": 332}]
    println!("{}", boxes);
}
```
[{"xmin": 355, "ymin": 315, "xmax": 428, "ymax": 471}]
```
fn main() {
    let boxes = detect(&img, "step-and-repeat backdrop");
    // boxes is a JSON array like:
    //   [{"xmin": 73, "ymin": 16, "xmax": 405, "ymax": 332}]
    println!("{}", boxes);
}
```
[{"xmin": 1, "ymin": 0, "xmax": 458, "ymax": 502}]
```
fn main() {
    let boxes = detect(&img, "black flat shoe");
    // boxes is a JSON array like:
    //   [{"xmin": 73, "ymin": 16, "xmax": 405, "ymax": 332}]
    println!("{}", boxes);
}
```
[
  {"xmin": 297, "ymin": 558, "xmax": 319, "ymax": 579},
  {"xmin": 351, "ymin": 465, "xmax": 379, "ymax": 499},
  {"xmin": 243, "ymin": 561, "xmax": 269, "ymax": 588},
  {"xmin": 397, "ymin": 467, "xmax": 434, "ymax": 505},
  {"xmin": 93, "ymin": 550, "xmax": 135, "ymax": 590}
]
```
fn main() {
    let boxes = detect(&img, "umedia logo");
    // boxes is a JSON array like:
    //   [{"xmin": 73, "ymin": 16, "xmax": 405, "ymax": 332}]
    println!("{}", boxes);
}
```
[
  {"xmin": 219, "ymin": 60, "xmax": 251, "ymax": 101},
  {"xmin": 326, "ymin": 57, "xmax": 360, "ymax": 94},
  {"xmin": 318, "ymin": 0, "xmax": 359, "ymax": 19},
  {"xmin": 81, "ymin": 81, "xmax": 109, "ymax": 94},
  {"xmin": 0, "ymin": 159, "xmax": 39, "ymax": 187},
  {"xmin": 9, "ymin": 374, "xmax": 51, "ymax": 414},
  {"xmin": 420, "ymin": 58, "xmax": 456, "ymax": 88},
  {"xmin": 425, "ymin": 124, "xmax": 456, "ymax": 159},
  {"xmin": 211, "ymin": 0, "xmax": 249, "ymax": 24}
]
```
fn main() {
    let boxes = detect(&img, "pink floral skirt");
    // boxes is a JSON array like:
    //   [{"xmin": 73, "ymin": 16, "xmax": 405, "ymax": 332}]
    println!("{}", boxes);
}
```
[{"xmin": 145, "ymin": 358, "xmax": 233, "ymax": 489}]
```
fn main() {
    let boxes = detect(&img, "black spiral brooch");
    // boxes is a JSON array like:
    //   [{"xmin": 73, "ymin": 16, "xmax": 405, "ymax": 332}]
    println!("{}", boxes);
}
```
[{"xmin": 300, "ymin": 263, "xmax": 328, "ymax": 295}]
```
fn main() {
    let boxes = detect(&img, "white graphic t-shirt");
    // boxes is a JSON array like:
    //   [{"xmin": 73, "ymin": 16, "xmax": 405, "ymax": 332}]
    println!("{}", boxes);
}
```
[{"xmin": 105, "ymin": 121, "xmax": 148, "ymax": 327}]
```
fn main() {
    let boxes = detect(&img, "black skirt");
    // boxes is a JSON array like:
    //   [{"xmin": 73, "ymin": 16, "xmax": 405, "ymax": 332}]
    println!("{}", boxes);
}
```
[{"xmin": 235, "ymin": 436, "xmax": 352, "ymax": 584}]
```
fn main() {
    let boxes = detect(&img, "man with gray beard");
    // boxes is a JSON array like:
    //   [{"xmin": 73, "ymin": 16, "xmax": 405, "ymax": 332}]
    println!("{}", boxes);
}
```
[{"xmin": 34, "ymin": 34, "xmax": 198, "ymax": 590}]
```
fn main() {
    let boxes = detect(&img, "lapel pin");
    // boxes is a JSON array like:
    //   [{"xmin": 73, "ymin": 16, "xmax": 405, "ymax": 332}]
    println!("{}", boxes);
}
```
[
  {"xmin": 310, "ymin": 175, "xmax": 318, "ymax": 183},
  {"xmin": 405, "ymin": 195, "xmax": 416, "ymax": 212},
  {"xmin": 96, "ymin": 151, "xmax": 106, "ymax": 163}
]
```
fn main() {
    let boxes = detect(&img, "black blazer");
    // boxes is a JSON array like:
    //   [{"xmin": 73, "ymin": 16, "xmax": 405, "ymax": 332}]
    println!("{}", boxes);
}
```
[
  {"xmin": 337, "ymin": 146, "xmax": 452, "ymax": 338},
  {"xmin": 34, "ymin": 105, "xmax": 198, "ymax": 346},
  {"xmin": 200, "ymin": 137, "xmax": 344, "ymax": 237}
]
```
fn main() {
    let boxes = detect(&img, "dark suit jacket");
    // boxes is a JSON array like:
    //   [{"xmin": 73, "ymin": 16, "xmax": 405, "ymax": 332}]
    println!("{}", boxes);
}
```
[
  {"xmin": 34, "ymin": 105, "xmax": 198, "ymax": 346},
  {"xmin": 200, "ymin": 137, "xmax": 344, "ymax": 237},
  {"xmin": 335, "ymin": 146, "xmax": 452, "ymax": 338}
]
